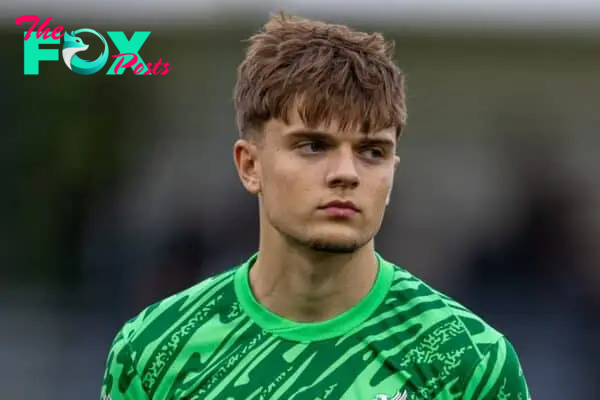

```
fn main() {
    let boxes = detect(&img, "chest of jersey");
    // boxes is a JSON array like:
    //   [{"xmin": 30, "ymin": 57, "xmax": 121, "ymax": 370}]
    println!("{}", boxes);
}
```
[{"xmin": 146, "ymin": 328, "xmax": 449, "ymax": 400}]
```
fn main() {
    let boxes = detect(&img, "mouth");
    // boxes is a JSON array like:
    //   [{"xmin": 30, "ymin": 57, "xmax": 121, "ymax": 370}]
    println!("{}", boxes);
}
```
[{"xmin": 318, "ymin": 200, "xmax": 360, "ymax": 218}]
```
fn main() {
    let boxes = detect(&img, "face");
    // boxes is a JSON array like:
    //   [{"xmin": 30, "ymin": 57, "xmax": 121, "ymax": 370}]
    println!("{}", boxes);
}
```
[{"xmin": 234, "ymin": 111, "xmax": 400, "ymax": 254}]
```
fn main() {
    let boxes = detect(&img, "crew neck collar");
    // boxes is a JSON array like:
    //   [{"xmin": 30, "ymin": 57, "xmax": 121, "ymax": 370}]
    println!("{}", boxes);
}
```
[{"xmin": 234, "ymin": 252, "xmax": 394, "ymax": 342}]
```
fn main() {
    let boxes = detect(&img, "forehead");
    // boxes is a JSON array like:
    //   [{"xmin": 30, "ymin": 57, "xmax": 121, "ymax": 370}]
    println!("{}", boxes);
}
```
[{"xmin": 264, "ymin": 109, "xmax": 397, "ymax": 141}]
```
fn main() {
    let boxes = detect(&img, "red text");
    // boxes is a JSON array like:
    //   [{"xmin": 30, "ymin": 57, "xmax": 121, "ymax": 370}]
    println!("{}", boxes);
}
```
[
  {"xmin": 112, "ymin": 53, "xmax": 172, "ymax": 75},
  {"xmin": 16, "ymin": 15, "xmax": 64, "ymax": 41}
]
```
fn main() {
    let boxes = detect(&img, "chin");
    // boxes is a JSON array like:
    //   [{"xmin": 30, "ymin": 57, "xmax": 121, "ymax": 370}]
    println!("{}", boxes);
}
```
[
  {"xmin": 307, "ymin": 239, "xmax": 363, "ymax": 254},
  {"xmin": 302, "ymin": 226, "xmax": 371, "ymax": 254},
  {"xmin": 275, "ymin": 219, "xmax": 374, "ymax": 254}
]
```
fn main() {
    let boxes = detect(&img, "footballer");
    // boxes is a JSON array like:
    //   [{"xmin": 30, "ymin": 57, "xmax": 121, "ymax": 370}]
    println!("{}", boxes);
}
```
[{"xmin": 100, "ymin": 12, "xmax": 531, "ymax": 400}]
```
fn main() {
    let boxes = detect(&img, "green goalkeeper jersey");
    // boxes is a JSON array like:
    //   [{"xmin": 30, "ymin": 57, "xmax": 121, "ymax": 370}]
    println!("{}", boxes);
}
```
[{"xmin": 100, "ymin": 253, "xmax": 531, "ymax": 400}]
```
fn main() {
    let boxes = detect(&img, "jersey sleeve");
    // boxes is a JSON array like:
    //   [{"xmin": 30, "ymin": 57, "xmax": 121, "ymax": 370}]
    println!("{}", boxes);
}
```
[
  {"xmin": 100, "ymin": 321, "xmax": 149, "ymax": 400},
  {"xmin": 463, "ymin": 336, "xmax": 531, "ymax": 400}
]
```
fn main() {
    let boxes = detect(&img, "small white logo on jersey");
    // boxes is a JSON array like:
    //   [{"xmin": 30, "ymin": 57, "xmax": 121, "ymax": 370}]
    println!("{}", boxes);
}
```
[{"xmin": 373, "ymin": 390, "xmax": 408, "ymax": 400}]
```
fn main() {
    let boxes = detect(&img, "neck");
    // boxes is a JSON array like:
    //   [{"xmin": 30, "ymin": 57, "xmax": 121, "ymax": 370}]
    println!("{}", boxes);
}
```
[{"xmin": 249, "ymin": 228, "xmax": 379, "ymax": 323}]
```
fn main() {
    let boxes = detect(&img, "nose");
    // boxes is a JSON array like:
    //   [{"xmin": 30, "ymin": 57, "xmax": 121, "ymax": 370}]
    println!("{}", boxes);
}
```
[{"xmin": 326, "ymin": 146, "xmax": 360, "ymax": 189}]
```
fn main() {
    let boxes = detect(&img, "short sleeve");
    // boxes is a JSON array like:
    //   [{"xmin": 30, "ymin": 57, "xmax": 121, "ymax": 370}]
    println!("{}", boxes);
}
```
[
  {"xmin": 100, "ymin": 323, "xmax": 149, "ymax": 400},
  {"xmin": 463, "ymin": 336, "xmax": 531, "ymax": 400}
]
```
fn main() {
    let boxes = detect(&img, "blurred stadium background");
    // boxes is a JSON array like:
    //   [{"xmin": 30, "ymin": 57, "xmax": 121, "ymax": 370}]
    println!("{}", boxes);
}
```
[{"xmin": 1, "ymin": 1, "xmax": 599, "ymax": 398}]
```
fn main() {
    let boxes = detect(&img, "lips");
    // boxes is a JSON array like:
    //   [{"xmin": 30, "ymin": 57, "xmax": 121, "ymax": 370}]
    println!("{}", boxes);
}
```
[
  {"xmin": 318, "ymin": 200, "xmax": 360, "ymax": 218},
  {"xmin": 319, "ymin": 200, "xmax": 360, "ymax": 212}
]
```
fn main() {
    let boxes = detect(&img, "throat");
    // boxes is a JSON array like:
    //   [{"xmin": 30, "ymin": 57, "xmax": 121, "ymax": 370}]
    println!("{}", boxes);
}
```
[{"xmin": 249, "ymin": 250, "xmax": 379, "ymax": 323}]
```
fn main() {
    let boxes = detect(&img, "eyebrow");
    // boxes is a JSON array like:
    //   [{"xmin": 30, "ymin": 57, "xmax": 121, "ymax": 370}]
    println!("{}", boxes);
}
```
[{"xmin": 284, "ymin": 129, "xmax": 395, "ymax": 147}]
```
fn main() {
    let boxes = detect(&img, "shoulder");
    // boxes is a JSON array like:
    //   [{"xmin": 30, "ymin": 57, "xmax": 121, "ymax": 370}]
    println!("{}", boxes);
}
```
[
  {"xmin": 384, "ymin": 263, "xmax": 530, "ymax": 398},
  {"xmin": 101, "ymin": 267, "xmax": 240, "ymax": 399},
  {"xmin": 387, "ymin": 263, "xmax": 504, "ymax": 349},
  {"xmin": 111, "ymin": 266, "xmax": 239, "ymax": 361}
]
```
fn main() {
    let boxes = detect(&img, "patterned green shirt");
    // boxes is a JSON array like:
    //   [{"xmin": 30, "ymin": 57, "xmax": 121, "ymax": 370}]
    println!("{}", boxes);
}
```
[{"xmin": 101, "ymin": 253, "xmax": 531, "ymax": 399}]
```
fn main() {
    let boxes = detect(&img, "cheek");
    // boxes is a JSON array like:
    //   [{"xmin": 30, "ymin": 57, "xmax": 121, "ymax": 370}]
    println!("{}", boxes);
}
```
[
  {"xmin": 262, "ymin": 156, "xmax": 311, "ymax": 205},
  {"xmin": 367, "ymin": 174, "xmax": 394, "ymax": 207}
]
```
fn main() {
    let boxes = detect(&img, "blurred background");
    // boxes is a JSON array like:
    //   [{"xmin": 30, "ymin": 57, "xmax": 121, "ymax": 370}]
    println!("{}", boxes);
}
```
[{"xmin": 1, "ymin": 1, "xmax": 599, "ymax": 399}]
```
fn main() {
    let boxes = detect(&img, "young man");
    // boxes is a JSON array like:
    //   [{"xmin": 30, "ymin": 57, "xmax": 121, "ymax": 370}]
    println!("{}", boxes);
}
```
[{"xmin": 100, "ymin": 13, "xmax": 530, "ymax": 400}]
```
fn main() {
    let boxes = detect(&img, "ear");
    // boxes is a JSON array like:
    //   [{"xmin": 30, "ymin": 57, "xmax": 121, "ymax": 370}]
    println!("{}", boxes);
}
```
[
  {"xmin": 233, "ymin": 139, "xmax": 261, "ymax": 194},
  {"xmin": 393, "ymin": 154, "xmax": 400, "ymax": 172},
  {"xmin": 386, "ymin": 155, "xmax": 401, "ymax": 206}
]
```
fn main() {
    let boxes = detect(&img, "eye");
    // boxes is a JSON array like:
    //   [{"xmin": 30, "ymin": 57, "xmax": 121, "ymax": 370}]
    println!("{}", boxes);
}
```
[
  {"xmin": 359, "ymin": 146, "xmax": 385, "ymax": 159},
  {"xmin": 298, "ymin": 140, "xmax": 328, "ymax": 154}
]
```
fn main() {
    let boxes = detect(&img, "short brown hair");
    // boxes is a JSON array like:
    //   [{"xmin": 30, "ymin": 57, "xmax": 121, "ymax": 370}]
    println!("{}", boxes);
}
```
[{"xmin": 234, "ymin": 12, "xmax": 407, "ymax": 139}]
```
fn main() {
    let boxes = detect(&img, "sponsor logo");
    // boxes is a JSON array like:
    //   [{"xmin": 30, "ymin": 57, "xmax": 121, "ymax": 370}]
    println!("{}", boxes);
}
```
[{"xmin": 373, "ymin": 390, "xmax": 408, "ymax": 400}]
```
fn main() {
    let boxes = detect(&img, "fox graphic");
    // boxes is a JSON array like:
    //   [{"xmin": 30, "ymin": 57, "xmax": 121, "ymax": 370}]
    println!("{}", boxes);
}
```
[
  {"xmin": 62, "ymin": 31, "xmax": 88, "ymax": 69},
  {"xmin": 62, "ymin": 29, "xmax": 108, "ymax": 75}
]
